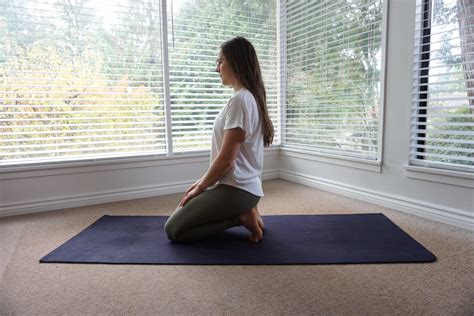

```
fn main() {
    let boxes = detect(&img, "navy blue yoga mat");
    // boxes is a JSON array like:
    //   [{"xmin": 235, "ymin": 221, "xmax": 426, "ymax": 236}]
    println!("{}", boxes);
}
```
[{"xmin": 40, "ymin": 214, "xmax": 436, "ymax": 265}]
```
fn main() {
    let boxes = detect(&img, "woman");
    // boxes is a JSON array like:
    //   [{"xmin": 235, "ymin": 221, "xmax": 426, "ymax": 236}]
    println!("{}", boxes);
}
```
[{"xmin": 164, "ymin": 37, "xmax": 274, "ymax": 243}]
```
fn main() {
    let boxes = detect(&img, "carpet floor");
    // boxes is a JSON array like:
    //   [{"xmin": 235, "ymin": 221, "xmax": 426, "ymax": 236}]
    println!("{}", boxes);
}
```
[{"xmin": 0, "ymin": 179, "xmax": 472, "ymax": 315}]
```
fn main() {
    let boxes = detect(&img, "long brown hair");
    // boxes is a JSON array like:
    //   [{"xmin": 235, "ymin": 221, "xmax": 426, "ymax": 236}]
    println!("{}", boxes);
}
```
[{"xmin": 220, "ymin": 37, "xmax": 274, "ymax": 147}]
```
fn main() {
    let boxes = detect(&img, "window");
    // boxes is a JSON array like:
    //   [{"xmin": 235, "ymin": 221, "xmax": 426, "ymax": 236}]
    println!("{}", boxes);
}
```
[
  {"xmin": 410, "ymin": 0, "xmax": 474, "ymax": 172},
  {"xmin": 167, "ymin": 0, "xmax": 278, "ymax": 152},
  {"xmin": 282, "ymin": 0, "xmax": 384, "ymax": 161},
  {"xmin": 0, "ymin": 0, "xmax": 278, "ymax": 166},
  {"xmin": 1, "ymin": 0, "xmax": 167, "ymax": 165}
]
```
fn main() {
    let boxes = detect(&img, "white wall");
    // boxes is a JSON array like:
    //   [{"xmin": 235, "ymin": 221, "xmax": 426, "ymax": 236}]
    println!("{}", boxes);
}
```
[
  {"xmin": 279, "ymin": 0, "xmax": 473, "ymax": 230},
  {"xmin": 0, "ymin": 148, "xmax": 280, "ymax": 217},
  {"xmin": 0, "ymin": 0, "xmax": 472, "ymax": 229}
]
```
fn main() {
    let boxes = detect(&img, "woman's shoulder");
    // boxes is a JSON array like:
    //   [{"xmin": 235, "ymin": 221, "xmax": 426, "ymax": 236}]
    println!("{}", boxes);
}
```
[{"xmin": 231, "ymin": 88, "xmax": 256, "ymax": 105}]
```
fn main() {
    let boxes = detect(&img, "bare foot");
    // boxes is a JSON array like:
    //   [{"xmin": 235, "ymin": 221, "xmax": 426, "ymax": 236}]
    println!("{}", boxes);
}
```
[
  {"xmin": 255, "ymin": 207, "xmax": 264, "ymax": 231},
  {"xmin": 239, "ymin": 207, "xmax": 263, "ymax": 243}
]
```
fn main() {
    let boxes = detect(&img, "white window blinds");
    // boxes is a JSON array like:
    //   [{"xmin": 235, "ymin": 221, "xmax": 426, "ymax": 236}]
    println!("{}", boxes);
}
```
[
  {"xmin": 283, "ymin": 0, "xmax": 384, "ymax": 160},
  {"xmin": 410, "ymin": 0, "xmax": 474, "ymax": 172},
  {"xmin": 167, "ymin": 0, "xmax": 278, "ymax": 152},
  {"xmin": 1, "ymin": 0, "xmax": 167, "ymax": 166},
  {"xmin": 1, "ymin": 0, "xmax": 278, "ymax": 167}
]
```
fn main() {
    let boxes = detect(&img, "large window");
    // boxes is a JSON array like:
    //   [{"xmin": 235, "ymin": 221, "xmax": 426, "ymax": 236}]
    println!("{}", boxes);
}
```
[
  {"xmin": 0, "ymin": 0, "xmax": 277, "ymax": 166},
  {"xmin": 410, "ymin": 0, "xmax": 473, "ymax": 172},
  {"xmin": 167, "ymin": 0, "xmax": 278, "ymax": 152},
  {"xmin": 1, "ymin": 0, "xmax": 167, "ymax": 165},
  {"xmin": 283, "ymin": 0, "xmax": 384, "ymax": 160}
]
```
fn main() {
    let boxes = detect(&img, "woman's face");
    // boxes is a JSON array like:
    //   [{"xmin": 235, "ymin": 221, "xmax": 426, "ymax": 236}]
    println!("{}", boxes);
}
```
[{"xmin": 215, "ymin": 51, "xmax": 237, "ymax": 87}]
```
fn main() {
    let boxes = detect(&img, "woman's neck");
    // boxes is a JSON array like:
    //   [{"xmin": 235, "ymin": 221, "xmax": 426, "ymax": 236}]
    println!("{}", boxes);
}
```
[{"xmin": 232, "ymin": 81, "xmax": 244, "ymax": 92}]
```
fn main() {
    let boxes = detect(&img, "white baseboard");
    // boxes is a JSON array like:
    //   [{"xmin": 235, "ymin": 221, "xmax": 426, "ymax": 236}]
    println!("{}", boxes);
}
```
[
  {"xmin": 0, "ymin": 181, "xmax": 191, "ymax": 218},
  {"xmin": 279, "ymin": 169, "xmax": 473, "ymax": 231},
  {"xmin": 262, "ymin": 169, "xmax": 280, "ymax": 181},
  {"xmin": 0, "ymin": 169, "xmax": 281, "ymax": 218},
  {"xmin": 2, "ymin": 167, "xmax": 470, "ymax": 232}
]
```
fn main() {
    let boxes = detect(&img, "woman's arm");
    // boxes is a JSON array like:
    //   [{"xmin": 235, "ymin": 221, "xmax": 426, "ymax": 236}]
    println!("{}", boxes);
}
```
[{"xmin": 179, "ymin": 127, "xmax": 245, "ymax": 207}]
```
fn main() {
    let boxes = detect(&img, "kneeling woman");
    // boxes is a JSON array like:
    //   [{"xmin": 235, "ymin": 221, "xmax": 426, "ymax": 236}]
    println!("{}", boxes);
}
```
[{"xmin": 164, "ymin": 37, "xmax": 274, "ymax": 243}]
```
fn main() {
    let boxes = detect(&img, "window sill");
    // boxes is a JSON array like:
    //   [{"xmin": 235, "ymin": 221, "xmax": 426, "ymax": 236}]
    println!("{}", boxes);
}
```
[
  {"xmin": 404, "ymin": 165, "xmax": 474, "ymax": 188},
  {"xmin": 0, "ymin": 146, "xmax": 281, "ymax": 180},
  {"xmin": 280, "ymin": 146, "xmax": 382, "ymax": 172},
  {"xmin": 0, "ymin": 152, "xmax": 210, "ymax": 180}
]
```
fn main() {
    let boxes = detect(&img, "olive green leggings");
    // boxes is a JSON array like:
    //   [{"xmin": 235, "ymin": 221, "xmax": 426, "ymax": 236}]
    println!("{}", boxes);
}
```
[{"xmin": 164, "ymin": 184, "xmax": 260, "ymax": 243}]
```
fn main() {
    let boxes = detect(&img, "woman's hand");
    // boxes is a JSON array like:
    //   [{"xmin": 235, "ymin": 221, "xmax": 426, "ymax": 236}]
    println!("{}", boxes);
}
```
[
  {"xmin": 179, "ymin": 182, "xmax": 204, "ymax": 207},
  {"xmin": 185, "ymin": 180, "xmax": 200, "ymax": 195}
]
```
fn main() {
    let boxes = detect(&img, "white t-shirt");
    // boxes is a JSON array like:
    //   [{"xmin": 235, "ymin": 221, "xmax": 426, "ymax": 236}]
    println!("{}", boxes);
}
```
[{"xmin": 211, "ymin": 88, "xmax": 264, "ymax": 197}]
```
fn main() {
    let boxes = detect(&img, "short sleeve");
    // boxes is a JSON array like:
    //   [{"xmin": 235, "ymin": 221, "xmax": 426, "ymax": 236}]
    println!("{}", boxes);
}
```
[{"xmin": 224, "ymin": 96, "xmax": 249, "ymax": 135}]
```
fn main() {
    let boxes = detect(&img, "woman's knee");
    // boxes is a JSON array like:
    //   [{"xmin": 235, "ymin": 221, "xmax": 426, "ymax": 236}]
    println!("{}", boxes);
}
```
[{"xmin": 164, "ymin": 216, "xmax": 180, "ymax": 242}]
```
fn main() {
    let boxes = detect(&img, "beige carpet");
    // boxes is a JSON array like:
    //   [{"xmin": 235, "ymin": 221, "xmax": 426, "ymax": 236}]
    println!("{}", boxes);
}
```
[{"xmin": 0, "ymin": 179, "xmax": 472, "ymax": 315}]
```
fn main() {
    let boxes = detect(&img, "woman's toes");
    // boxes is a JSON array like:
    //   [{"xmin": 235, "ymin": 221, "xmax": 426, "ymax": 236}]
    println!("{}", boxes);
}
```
[
  {"xmin": 248, "ymin": 227, "xmax": 262, "ymax": 243},
  {"xmin": 249, "ymin": 214, "xmax": 263, "ymax": 242},
  {"xmin": 249, "ymin": 236, "xmax": 258, "ymax": 243}
]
